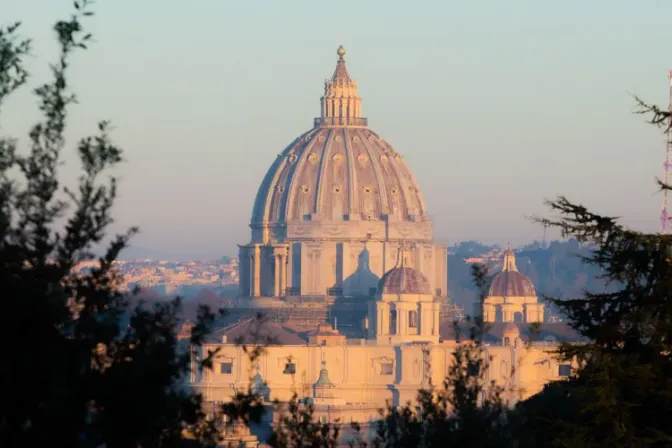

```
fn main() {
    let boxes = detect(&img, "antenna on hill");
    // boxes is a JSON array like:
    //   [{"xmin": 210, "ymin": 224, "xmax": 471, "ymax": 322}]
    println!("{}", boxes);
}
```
[{"xmin": 660, "ymin": 70, "xmax": 672, "ymax": 234}]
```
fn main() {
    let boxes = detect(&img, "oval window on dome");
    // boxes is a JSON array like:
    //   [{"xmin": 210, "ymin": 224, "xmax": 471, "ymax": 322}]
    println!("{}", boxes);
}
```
[
  {"xmin": 308, "ymin": 153, "xmax": 318, "ymax": 164},
  {"xmin": 300, "ymin": 185, "xmax": 310, "ymax": 194},
  {"xmin": 333, "ymin": 185, "xmax": 342, "ymax": 193},
  {"xmin": 390, "ymin": 187, "xmax": 398, "ymax": 195},
  {"xmin": 363, "ymin": 185, "xmax": 372, "ymax": 194}
]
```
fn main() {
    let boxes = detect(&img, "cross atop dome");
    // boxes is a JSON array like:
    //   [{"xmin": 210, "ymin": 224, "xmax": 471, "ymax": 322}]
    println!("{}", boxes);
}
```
[{"xmin": 316, "ymin": 46, "xmax": 367, "ymax": 128}]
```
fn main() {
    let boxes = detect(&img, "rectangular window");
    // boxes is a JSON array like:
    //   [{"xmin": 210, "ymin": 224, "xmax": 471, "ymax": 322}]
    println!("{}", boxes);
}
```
[
  {"xmin": 380, "ymin": 363, "xmax": 393, "ymax": 375},
  {"xmin": 283, "ymin": 362, "xmax": 296, "ymax": 374},
  {"xmin": 220, "ymin": 362, "xmax": 233, "ymax": 375},
  {"xmin": 558, "ymin": 364, "xmax": 571, "ymax": 377}
]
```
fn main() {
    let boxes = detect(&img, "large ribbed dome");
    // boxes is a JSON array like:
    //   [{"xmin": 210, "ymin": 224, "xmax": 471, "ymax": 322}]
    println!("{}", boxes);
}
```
[
  {"xmin": 251, "ymin": 47, "xmax": 428, "ymax": 226},
  {"xmin": 252, "ymin": 128, "xmax": 427, "ymax": 223}
]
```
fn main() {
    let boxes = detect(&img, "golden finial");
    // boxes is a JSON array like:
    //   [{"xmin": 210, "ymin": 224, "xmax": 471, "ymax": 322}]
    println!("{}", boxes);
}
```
[{"xmin": 337, "ymin": 45, "xmax": 346, "ymax": 58}]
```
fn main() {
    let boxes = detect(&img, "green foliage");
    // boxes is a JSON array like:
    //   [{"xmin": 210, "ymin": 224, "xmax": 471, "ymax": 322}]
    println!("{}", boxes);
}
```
[
  {"xmin": 0, "ymin": 3, "xmax": 221, "ymax": 447},
  {"xmin": 528, "ymin": 197, "xmax": 672, "ymax": 447}
]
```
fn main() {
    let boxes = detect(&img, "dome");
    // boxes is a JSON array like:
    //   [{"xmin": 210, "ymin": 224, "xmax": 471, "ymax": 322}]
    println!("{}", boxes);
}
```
[
  {"xmin": 378, "ymin": 243, "xmax": 431, "ymax": 295},
  {"xmin": 488, "ymin": 248, "xmax": 536, "ymax": 297},
  {"xmin": 379, "ymin": 266, "xmax": 431, "ymax": 295},
  {"xmin": 251, "ymin": 47, "xmax": 428, "ymax": 226},
  {"xmin": 488, "ymin": 271, "xmax": 536, "ymax": 297}
]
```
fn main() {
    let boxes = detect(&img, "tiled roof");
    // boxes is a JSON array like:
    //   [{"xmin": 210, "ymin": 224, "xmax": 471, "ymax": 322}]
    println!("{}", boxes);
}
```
[
  {"xmin": 379, "ymin": 266, "xmax": 431, "ymax": 295},
  {"xmin": 206, "ymin": 318, "xmax": 307, "ymax": 345},
  {"xmin": 488, "ymin": 271, "xmax": 536, "ymax": 297}
]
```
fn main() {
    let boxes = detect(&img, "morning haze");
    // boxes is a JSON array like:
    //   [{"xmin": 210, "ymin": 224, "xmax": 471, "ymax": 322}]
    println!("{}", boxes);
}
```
[{"xmin": 2, "ymin": 0, "xmax": 671, "ymax": 259}]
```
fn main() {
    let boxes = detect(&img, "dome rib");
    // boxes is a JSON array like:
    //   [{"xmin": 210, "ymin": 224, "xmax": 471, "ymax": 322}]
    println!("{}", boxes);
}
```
[
  {"xmin": 284, "ymin": 133, "xmax": 319, "ymax": 220},
  {"xmin": 357, "ymin": 128, "xmax": 390, "ymax": 215},
  {"xmin": 313, "ymin": 128, "xmax": 335, "ymax": 215},
  {"xmin": 384, "ymin": 148, "xmax": 415, "ymax": 219},
  {"xmin": 343, "ymin": 128, "xmax": 358, "ymax": 216}
]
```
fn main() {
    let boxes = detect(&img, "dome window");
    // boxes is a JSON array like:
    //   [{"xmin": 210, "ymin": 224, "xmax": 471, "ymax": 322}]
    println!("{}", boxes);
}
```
[
  {"xmin": 300, "ymin": 185, "xmax": 310, "ymax": 194},
  {"xmin": 276, "ymin": 185, "xmax": 285, "ymax": 193},
  {"xmin": 333, "ymin": 185, "xmax": 342, "ymax": 193},
  {"xmin": 363, "ymin": 185, "xmax": 372, "ymax": 194},
  {"xmin": 390, "ymin": 187, "xmax": 398, "ymax": 195},
  {"xmin": 408, "ymin": 310, "xmax": 418, "ymax": 328}
]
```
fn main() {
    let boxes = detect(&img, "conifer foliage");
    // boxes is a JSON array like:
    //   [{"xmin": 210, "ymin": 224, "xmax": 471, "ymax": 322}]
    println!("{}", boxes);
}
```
[{"xmin": 0, "ymin": 3, "xmax": 220, "ymax": 447}]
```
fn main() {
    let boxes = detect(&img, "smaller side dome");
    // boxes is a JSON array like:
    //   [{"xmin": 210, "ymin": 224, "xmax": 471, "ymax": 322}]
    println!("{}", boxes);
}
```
[
  {"xmin": 378, "ymin": 242, "xmax": 431, "ymax": 295},
  {"xmin": 379, "ymin": 266, "xmax": 431, "ymax": 295},
  {"xmin": 488, "ymin": 248, "xmax": 536, "ymax": 297}
]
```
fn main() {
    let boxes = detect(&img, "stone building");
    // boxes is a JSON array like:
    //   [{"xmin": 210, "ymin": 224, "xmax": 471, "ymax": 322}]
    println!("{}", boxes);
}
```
[
  {"xmin": 238, "ymin": 45, "xmax": 448, "ymax": 302},
  {"xmin": 191, "ymin": 46, "xmax": 581, "ymax": 445},
  {"xmin": 482, "ymin": 248, "xmax": 545, "ymax": 323}
]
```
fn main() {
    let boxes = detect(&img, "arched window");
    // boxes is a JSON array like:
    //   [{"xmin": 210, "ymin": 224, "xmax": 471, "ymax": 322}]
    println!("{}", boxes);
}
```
[
  {"xmin": 513, "ymin": 311, "xmax": 523, "ymax": 323},
  {"xmin": 408, "ymin": 310, "xmax": 418, "ymax": 328},
  {"xmin": 503, "ymin": 337, "xmax": 510, "ymax": 346},
  {"xmin": 500, "ymin": 360, "xmax": 508, "ymax": 379},
  {"xmin": 389, "ymin": 310, "xmax": 397, "ymax": 335}
]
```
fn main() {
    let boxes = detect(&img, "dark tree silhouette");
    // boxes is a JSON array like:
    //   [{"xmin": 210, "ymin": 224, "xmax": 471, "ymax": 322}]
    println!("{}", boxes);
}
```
[{"xmin": 0, "ymin": 3, "xmax": 221, "ymax": 447}]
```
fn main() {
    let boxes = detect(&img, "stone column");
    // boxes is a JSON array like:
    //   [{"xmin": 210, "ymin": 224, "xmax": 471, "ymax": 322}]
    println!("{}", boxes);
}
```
[
  {"xmin": 252, "ymin": 244, "xmax": 261, "ymax": 297},
  {"xmin": 279, "ymin": 247, "xmax": 288, "ymax": 296},
  {"xmin": 273, "ymin": 252, "xmax": 280, "ymax": 297},
  {"xmin": 248, "ymin": 250, "xmax": 255, "ymax": 298}
]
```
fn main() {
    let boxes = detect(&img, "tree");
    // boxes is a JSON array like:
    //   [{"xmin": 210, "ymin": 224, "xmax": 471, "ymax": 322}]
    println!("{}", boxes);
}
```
[
  {"xmin": 516, "ymin": 96, "xmax": 672, "ymax": 447},
  {"xmin": 0, "ymin": 3, "xmax": 220, "ymax": 447}
]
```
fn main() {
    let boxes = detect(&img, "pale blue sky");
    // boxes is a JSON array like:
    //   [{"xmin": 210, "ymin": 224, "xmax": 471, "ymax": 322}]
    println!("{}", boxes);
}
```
[{"xmin": 2, "ymin": 0, "xmax": 671, "ymax": 259}]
